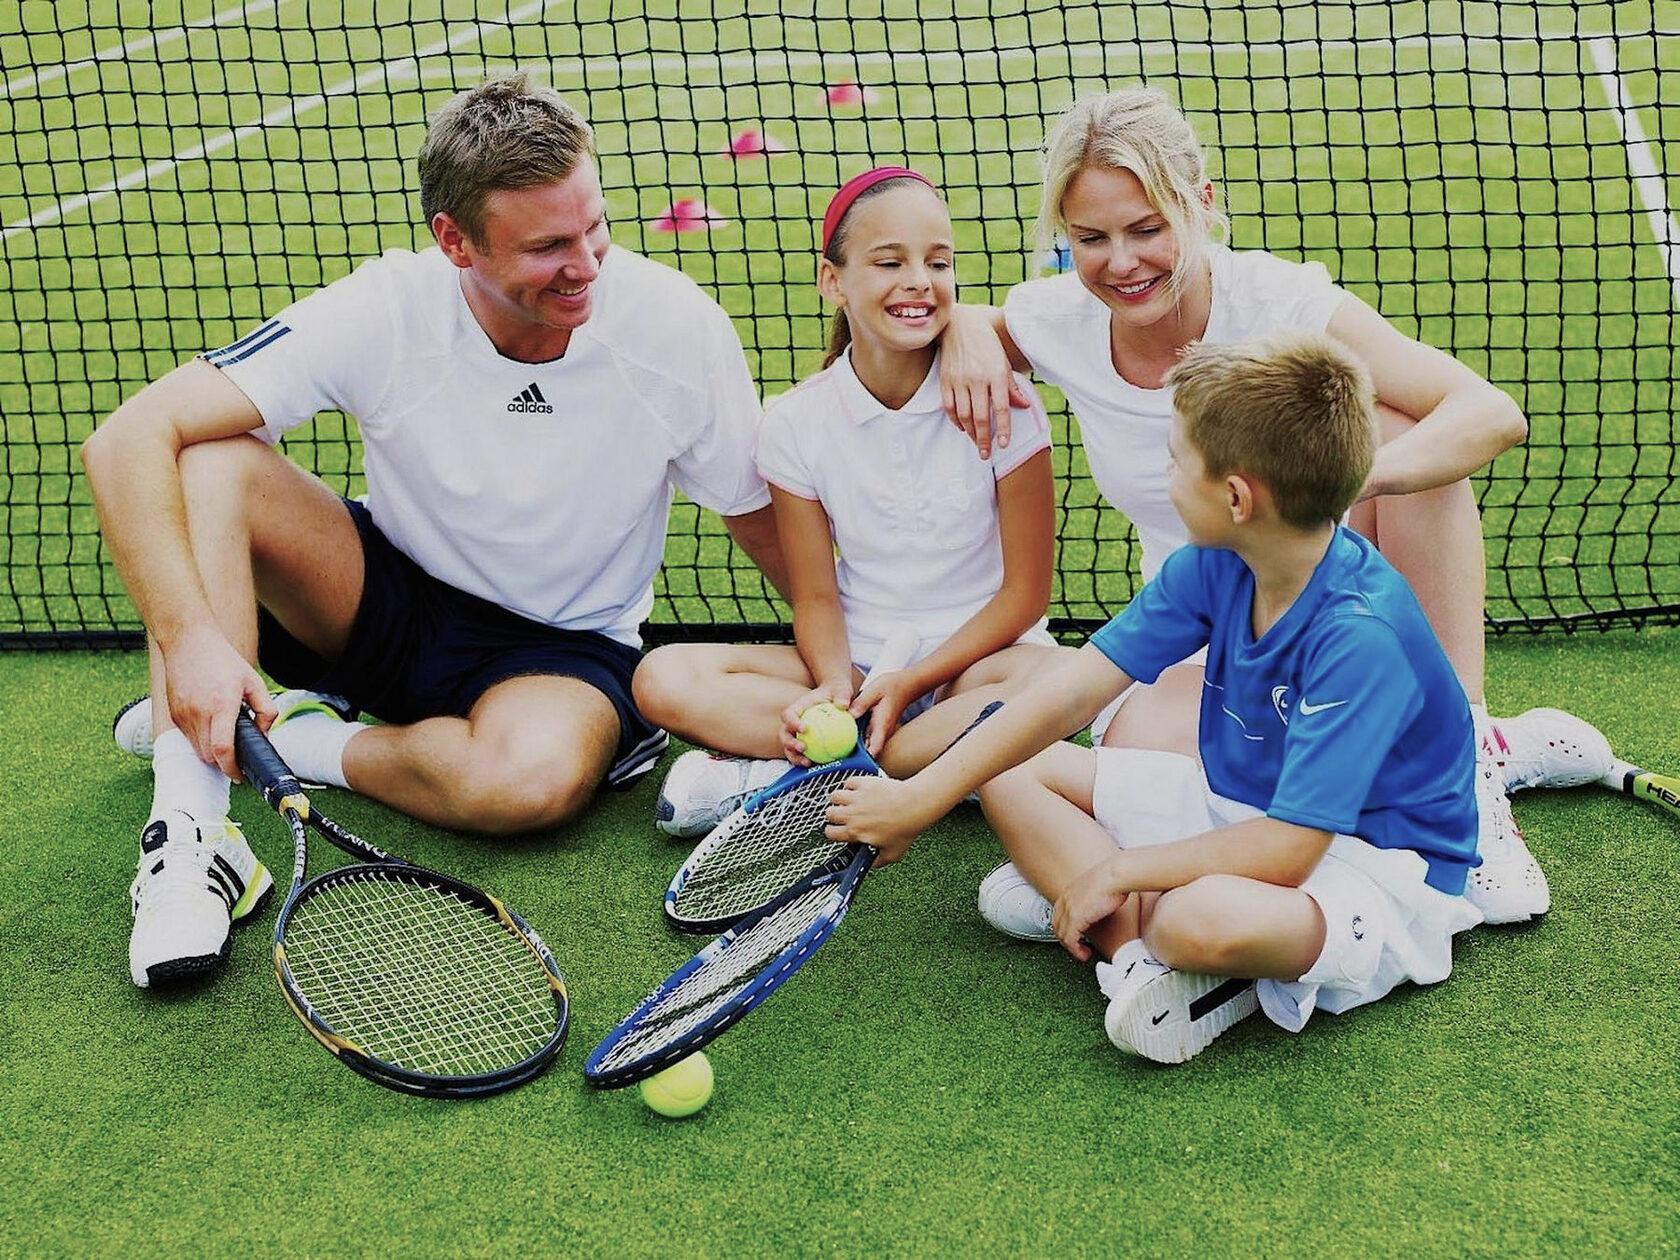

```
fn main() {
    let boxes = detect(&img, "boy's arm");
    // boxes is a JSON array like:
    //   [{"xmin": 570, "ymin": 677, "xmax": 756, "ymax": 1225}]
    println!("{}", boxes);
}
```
[
  {"xmin": 824, "ymin": 642, "xmax": 1131, "ymax": 862},
  {"xmin": 1053, "ymin": 816, "xmax": 1333, "ymax": 961}
]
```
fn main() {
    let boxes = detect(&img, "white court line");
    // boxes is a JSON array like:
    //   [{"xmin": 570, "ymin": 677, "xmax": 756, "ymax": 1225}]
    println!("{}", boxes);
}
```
[
  {"xmin": 2, "ymin": 0, "xmax": 564, "ymax": 244},
  {"xmin": 1587, "ymin": 37, "xmax": 1680, "ymax": 308},
  {"xmin": 1, "ymin": 0, "xmax": 283, "ymax": 101}
]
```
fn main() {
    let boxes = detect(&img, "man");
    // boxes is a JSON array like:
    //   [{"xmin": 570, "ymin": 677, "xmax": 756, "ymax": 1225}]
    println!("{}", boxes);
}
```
[{"xmin": 82, "ymin": 75, "xmax": 786, "ymax": 989}]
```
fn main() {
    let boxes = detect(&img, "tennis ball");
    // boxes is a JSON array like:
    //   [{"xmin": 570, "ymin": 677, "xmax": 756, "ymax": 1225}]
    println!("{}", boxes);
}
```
[
  {"xmin": 797, "ymin": 702, "xmax": 858, "ymax": 764},
  {"xmin": 639, "ymin": 1052, "xmax": 714, "ymax": 1117}
]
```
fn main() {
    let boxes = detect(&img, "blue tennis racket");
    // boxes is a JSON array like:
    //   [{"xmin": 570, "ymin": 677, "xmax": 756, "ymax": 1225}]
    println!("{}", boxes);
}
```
[
  {"xmin": 587, "ymin": 699, "xmax": 1005, "ymax": 1089},
  {"xmin": 663, "ymin": 629, "xmax": 920, "ymax": 934}
]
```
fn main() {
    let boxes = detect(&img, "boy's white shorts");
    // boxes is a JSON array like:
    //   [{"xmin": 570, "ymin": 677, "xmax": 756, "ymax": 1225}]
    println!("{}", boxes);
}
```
[{"xmin": 1090, "ymin": 746, "xmax": 1483, "ymax": 1032}]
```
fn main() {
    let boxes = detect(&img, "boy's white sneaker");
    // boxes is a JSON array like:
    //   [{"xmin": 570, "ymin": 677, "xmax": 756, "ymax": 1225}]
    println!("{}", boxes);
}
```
[
  {"xmin": 1466, "ymin": 742, "xmax": 1549, "ymax": 925},
  {"xmin": 654, "ymin": 751, "xmax": 787, "ymax": 838},
  {"xmin": 1098, "ymin": 939, "xmax": 1259, "ymax": 1064},
  {"xmin": 113, "ymin": 690, "xmax": 356, "ymax": 759},
  {"xmin": 1488, "ymin": 708, "xmax": 1616, "ymax": 793},
  {"xmin": 128, "ymin": 811, "xmax": 274, "ymax": 989},
  {"xmin": 977, "ymin": 862, "xmax": 1057, "ymax": 942}
]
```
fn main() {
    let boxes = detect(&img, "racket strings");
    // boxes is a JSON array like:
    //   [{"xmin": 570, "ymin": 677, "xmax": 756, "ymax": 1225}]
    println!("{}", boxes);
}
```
[
  {"xmin": 672, "ymin": 770, "xmax": 861, "ymax": 921},
  {"xmin": 282, "ymin": 870, "xmax": 560, "ymax": 1078},
  {"xmin": 593, "ymin": 881, "xmax": 837, "ymax": 1074}
]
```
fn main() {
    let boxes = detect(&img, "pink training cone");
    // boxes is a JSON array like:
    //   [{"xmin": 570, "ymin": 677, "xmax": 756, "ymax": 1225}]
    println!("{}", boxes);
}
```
[
  {"xmin": 825, "ymin": 79, "xmax": 870, "ymax": 108},
  {"xmin": 724, "ymin": 128, "xmax": 790, "ymax": 157},
  {"xmin": 652, "ymin": 198, "xmax": 729, "ymax": 232}
]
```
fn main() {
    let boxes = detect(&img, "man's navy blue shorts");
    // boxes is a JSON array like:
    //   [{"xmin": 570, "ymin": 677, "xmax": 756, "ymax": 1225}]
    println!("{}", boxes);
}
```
[{"xmin": 256, "ymin": 499, "xmax": 666, "ymax": 788}]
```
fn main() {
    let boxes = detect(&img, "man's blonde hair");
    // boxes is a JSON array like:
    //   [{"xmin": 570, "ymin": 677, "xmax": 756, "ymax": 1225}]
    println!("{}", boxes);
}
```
[
  {"xmin": 1036, "ymin": 87, "xmax": 1228, "ymax": 296},
  {"xmin": 1167, "ymin": 332, "xmax": 1377, "ymax": 528},
  {"xmin": 418, "ymin": 74, "xmax": 595, "ymax": 244}
]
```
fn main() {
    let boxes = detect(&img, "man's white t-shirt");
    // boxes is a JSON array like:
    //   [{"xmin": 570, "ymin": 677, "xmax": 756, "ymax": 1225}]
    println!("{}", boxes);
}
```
[
  {"xmin": 1004, "ymin": 245, "xmax": 1345, "ymax": 580},
  {"xmin": 210, "ymin": 245, "xmax": 770, "ymax": 647},
  {"xmin": 756, "ymin": 350, "xmax": 1051, "ymax": 660}
]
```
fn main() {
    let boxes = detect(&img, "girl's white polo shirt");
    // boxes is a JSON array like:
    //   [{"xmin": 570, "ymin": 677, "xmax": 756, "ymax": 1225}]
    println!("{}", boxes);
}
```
[{"xmin": 757, "ymin": 350, "xmax": 1051, "ymax": 660}]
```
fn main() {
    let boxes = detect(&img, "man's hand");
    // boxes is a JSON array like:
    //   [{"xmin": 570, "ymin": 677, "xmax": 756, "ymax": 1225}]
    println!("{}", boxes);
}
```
[
  {"xmin": 824, "ymin": 776, "xmax": 941, "ymax": 866},
  {"xmin": 159, "ymin": 624, "xmax": 276, "ymax": 779},
  {"xmin": 1051, "ymin": 856, "xmax": 1133, "ymax": 962}
]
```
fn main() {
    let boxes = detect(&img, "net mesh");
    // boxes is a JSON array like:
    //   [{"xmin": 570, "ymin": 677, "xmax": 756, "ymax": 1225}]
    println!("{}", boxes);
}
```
[{"xmin": 4, "ymin": 1, "xmax": 1677, "ymax": 645}]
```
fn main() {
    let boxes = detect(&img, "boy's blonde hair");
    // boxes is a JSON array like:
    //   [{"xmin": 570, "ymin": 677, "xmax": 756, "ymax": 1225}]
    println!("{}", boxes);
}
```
[
  {"xmin": 418, "ymin": 74, "xmax": 595, "ymax": 245},
  {"xmin": 1036, "ymin": 87, "xmax": 1228, "ymax": 296},
  {"xmin": 1166, "ymin": 332, "xmax": 1377, "ymax": 528}
]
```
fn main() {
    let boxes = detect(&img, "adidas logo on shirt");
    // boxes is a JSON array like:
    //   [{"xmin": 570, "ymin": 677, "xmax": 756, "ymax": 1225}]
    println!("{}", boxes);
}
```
[{"xmin": 507, "ymin": 383, "xmax": 554, "ymax": 414}]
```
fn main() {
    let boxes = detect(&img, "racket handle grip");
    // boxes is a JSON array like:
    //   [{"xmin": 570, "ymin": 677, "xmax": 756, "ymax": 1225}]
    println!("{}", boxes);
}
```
[{"xmin": 235, "ymin": 707, "xmax": 306, "ymax": 806}]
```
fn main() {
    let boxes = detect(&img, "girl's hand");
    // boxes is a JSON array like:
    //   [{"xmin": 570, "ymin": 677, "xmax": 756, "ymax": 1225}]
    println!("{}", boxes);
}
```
[
  {"xmin": 850, "ymin": 669, "xmax": 922, "ymax": 757},
  {"xmin": 779, "ymin": 681, "xmax": 856, "ymax": 766}
]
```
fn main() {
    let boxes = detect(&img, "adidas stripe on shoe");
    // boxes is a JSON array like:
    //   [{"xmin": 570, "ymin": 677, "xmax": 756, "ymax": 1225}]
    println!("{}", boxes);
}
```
[{"xmin": 128, "ymin": 812, "xmax": 274, "ymax": 989}]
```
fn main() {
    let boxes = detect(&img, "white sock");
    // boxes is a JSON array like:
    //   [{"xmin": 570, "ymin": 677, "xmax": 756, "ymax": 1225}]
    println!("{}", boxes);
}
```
[
  {"xmin": 150, "ymin": 728, "xmax": 232, "ymax": 824},
  {"xmin": 268, "ymin": 710, "xmax": 363, "ymax": 790}
]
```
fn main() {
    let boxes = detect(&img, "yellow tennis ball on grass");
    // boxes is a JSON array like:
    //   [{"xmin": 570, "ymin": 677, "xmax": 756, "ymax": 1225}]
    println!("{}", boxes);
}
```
[
  {"xmin": 639, "ymin": 1052, "xmax": 714, "ymax": 1117},
  {"xmin": 797, "ymin": 702, "xmax": 859, "ymax": 764}
]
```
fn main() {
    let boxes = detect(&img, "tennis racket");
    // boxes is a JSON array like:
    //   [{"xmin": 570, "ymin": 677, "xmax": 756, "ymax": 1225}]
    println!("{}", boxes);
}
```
[
  {"xmin": 587, "ymin": 699, "xmax": 1006, "ymax": 1089},
  {"xmin": 588, "ymin": 845, "xmax": 873, "ymax": 1087},
  {"xmin": 1599, "ymin": 759, "xmax": 1680, "ymax": 823},
  {"xmin": 234, "ymin": 709, "xmax": 569, "ymax": 1098},
  {"xmin": 663, "ymin": 629, "xmax": 921, "ymax": 934}
]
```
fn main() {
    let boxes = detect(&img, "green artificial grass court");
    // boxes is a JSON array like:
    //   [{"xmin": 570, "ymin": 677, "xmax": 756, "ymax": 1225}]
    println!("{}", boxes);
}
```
[{"xmin": 2, "ymin": 632, "xmax": 1675, "ymax": 1256}]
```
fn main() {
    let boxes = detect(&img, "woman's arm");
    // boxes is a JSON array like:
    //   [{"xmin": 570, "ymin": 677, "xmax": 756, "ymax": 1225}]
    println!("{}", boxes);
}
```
[
  {"xmin": 938, "ymin": 304, "xmax": 1033, "ymax": 459},
  {"xmin": 1327, "ymin": 293, "xmax": 1528, "ymax": 499}
]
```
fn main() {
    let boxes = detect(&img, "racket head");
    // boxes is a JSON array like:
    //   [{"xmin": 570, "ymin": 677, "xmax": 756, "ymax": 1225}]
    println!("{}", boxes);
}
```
[
  {"xmin": 589, "ymin": 846, "xmax": 872, "ymax": 1088},
  {"xmin": 274, "ymin": 861, "xmax": 569, "ymax": 1098},
  {"xmin": 664, "ymin": 745, "xmax": 883, "ymax": 934}
]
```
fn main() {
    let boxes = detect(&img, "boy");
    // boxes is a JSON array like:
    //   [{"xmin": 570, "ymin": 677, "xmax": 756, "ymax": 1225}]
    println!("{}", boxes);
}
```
[{"xmin": 825, "ymin": 330, "xmax": 1483, "ymax": 1063}]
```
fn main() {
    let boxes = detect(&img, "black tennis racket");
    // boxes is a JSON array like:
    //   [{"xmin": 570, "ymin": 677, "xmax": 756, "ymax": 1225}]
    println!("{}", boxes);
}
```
[
  {"xmin": 1599, "ymin": 759, "xmax": 1680, "ymax": 823},
  {"xmin": 234, "ymin": 710, "xmax": 569, "ymax": 1098},
  {"xmin": 663, "ymin": 629, "xmax": 920, "ymax": 933},
  {"xmin": 587, "ymin": 699, "xmax": 1005, "ymax": 1089}
]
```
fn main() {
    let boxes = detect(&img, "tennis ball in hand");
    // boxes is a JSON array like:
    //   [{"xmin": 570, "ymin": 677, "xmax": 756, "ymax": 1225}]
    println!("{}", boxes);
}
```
[
  {"xmin": 639, "ymin": 1052, "xmax": 714, "ymax": 1117},
  {"xmin": 797, "ymin": 702, "xmax": 859, "ymax": 764}
]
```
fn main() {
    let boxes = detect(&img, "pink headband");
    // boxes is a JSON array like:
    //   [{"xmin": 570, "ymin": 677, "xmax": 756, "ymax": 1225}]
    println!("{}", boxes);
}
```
[{"xmin": 820, "ymin": 165, "xmax": 936, "ymax": 253}]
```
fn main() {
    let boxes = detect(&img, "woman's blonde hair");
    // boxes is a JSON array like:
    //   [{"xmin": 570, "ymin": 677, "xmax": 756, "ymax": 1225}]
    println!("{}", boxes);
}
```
[{"xmin": 1035, "ymin": 87, "xmax": 1229, "ymax": 295}]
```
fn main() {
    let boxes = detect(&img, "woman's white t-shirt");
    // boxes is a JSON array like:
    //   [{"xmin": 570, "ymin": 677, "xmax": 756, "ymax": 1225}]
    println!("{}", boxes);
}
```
[{"xmin": 1004, "ymin": 245, "xmax": 1346, "ymax": 580}]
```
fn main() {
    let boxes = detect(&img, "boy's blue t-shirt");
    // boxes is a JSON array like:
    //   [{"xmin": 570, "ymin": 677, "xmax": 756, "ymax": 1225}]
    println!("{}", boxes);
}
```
[{"xmin": 1088, "ymin": 527, "xmax": 1478, "ymax": 894}]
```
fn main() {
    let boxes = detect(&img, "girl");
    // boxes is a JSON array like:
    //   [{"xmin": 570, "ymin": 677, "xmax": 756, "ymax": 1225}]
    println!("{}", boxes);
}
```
[
  {"xmin": 634, "ymin": 166, "xmax": 1062, "ymax": 838},
  {"xmin": 936, "ymin": 88, "xmax": 1613, "ymax": 928}
]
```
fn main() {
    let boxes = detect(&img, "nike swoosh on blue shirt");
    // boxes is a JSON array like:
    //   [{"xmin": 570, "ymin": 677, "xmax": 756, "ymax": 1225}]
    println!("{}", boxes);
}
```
[{"xmin": 1297, "ymin": 698, "xmax": 1350, "ymax": 716}]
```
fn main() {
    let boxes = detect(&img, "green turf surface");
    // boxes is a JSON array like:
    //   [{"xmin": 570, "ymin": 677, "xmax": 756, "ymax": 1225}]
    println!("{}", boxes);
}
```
[
  {"xmin": 3, "ymin": 1, "xmax": 1679, "ymax": 639},
  {"xmin": 3, "ymin": 633, "xmax": 1675, "ymax": 1255}
]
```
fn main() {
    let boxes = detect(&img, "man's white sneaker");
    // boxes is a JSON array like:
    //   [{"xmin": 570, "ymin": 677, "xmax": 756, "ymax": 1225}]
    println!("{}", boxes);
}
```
[
  {"xmin": 128, "ymin": 811, "xmax": 274, "ymax": 989},
  {"xmin": 977, "ymin": 862, "xmax": 1057, "ymax": 942},
  {"xmin": 654, "ymin": 751, "xmax": 787, "ymax": 838},
  {"xmin": 1488, "ymin": 708, "xmax": 1616, "ymax": 794},
  {"xmin": 113, "ymin": 690, "xmax": 356, "ymax": 759},
  {"xmin": 1098, "ymin": 939, "xmax": 1259, "ymax": 1064},
  {"xmin": 1466, "ymin": 741, "xmax": 1549, "ymax": 925}
]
